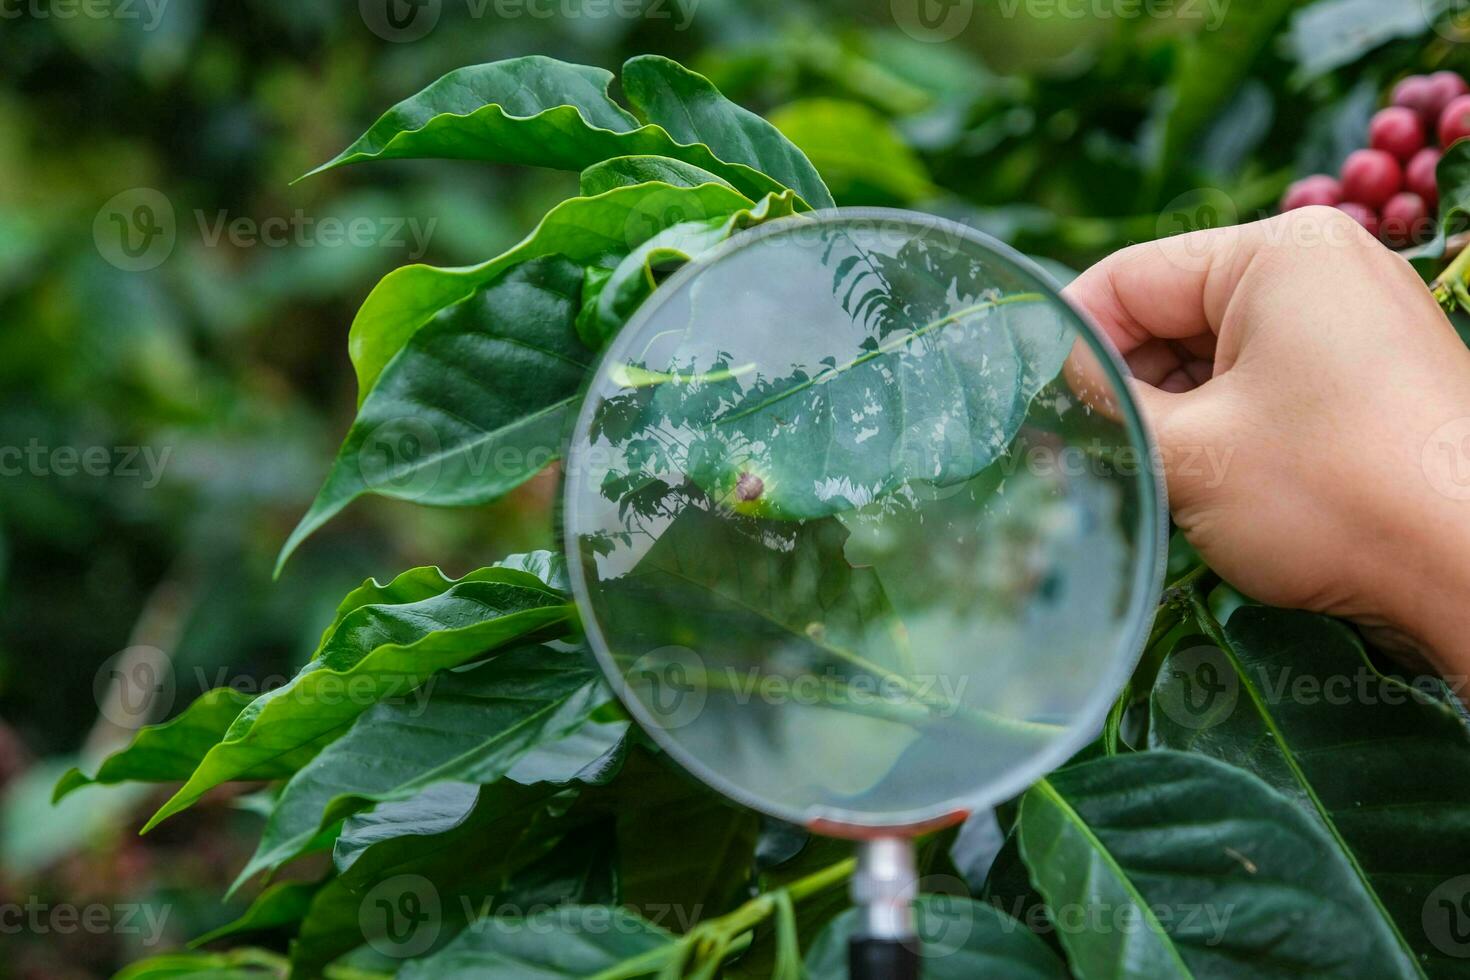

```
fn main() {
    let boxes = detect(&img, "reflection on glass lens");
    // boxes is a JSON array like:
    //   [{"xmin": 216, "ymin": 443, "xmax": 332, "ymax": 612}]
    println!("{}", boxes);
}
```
[{"xmin": 563, "ymin": 210, "xmax": 1162, "ymax": 831}]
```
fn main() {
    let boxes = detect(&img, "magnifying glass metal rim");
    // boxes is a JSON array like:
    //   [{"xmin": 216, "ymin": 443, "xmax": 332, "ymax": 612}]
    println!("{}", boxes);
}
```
[{"xmin": 562, "ymin": 205, "xmax": 1169, "ymax": 836}]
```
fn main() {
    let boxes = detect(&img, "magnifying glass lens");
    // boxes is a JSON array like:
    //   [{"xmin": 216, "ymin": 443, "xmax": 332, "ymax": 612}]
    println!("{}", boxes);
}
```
[{"xmin": 563, "ymin": 210, "xmax": 1162, "ymax": 832}]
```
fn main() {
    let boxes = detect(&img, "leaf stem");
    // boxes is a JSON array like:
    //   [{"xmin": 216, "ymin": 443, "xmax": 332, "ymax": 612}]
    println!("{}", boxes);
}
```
[{"xmin": 1431, "ymin": 239, "xmax": 1470, "ymax": 314}]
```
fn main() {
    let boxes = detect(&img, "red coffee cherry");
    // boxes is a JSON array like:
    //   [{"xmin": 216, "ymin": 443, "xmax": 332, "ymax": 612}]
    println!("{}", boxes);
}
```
[
  {"xmin": 1369, "ymin": 107, "xmax": 1426, "ymax": 161},
  {"xmin": 1438, "ymin": 94, "xmax": 1470, "ymax": 147},
  {"xmin": 1393, "ymin": 75, "xmax": 1438, "ymax": 124},
  {"xmin": 1425, "ymin": 71, "xmax": 1470, "ymax": 125},
  {"xmin": 1281, "ymin": 174, "xmax": 1342, "ymax": 211},
  {"xmin": 1336, "ymin": 201, "xmax": 1380, "ymax": 238},
  {"xmin": 1406, "ymin": 147, "xmax": 1441, "ymax": 209},
  {"xmin": 1339, "ymin": 149, "xmax": 1403, "ymax": 208},
  {"xmin": 1380, "ymin": 192, "xmax": 1429, "ymax": 248}
]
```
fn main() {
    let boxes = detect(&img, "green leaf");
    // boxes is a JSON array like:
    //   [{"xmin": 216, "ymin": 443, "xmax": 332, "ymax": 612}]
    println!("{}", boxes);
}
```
[
  {"xmin": 804, "ymin": 895, "xmax": 1067, "ymax": 980},
  {"xmin": 1286, "ymin": 0, "xmax": 1431, "ymax": 83},
  {"xmin": 113, "ymin": 949, "xmax": 283, "ymax": 980},
  {"xmin": 279, "ymin": 258, "xmax": 592, "ymax": 568},
  {"xmin": 584, "ymin": 191, "xmax": 800, "ymax": 345},
  {"xmin": 1407, "ymin": 138, "xmax": 1470, "ymax": 270},
  {"xmin": 330, "ymin": 716, "xmax": 629, "ymax": 873},
  {"xmin": 234, "ymin": 644, "xmax": 607, "ymax": 887},
  {"xmin": 580, "ymin": 155, "xmax": 735, "ymax": 196},
  {"xmin": 768, "ymin": 98, "xmax": 934, "ymax": 204},
  {"xmin": 395, "ymin": 905, "xmax": 677, "ymax": 979},
  {"xmin": 342, "ymin": 181, "xmax": 755, "ymax": 405},
  {"xmin": 612, "ymin": 752, "xmax": 761, "ymax": 929},
  {"xmin": 1151, "ymin": 605, "xmax": 1470, "ymax": 978},
  {"xmin": 143, "ymin": 572, "xmax": 571, "ymax": 832},
  {"xmin": 53, "ymin": 687, "xmax": 254, "ymax": 803},
  {"xmin": 1018, "ymin": 751, "xmax": 1421, "ymax": 979},
  {"xmin": 302, "ymin": 55, "xmax": 797, "ymax": 206},
  {"xmin": 190, "ymin": 880, "xmax": 319, "ymax": 948},
  {"xmin": 621, "ymin": 55, "xmax": 834, "ymax": 210},
  {"xmin": 289, "ymin": 775, "xmax": 614, "ymax": 976}
]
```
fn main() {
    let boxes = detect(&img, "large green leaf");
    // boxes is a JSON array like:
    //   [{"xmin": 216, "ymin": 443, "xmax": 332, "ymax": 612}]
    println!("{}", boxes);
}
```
[
  {"xmin": 1018, "ymin": 751, "xmax": 1421, "ymax": 979},
  {"xmin": 804, "ymin": 895, "xmax": 1068, "ymax": 980},
  {"xmin": 290, "ymin": 766, "xmax": 622, "ymax": 977},
  {"xmin": 143, "ymin": 571, "xmax": 571, "ymax": 831},
  {"xmin": 620, "ymin": 55, "xmax": 834, "ymax": 210},
  {"xmin": 395, "ymin": 905, "xmax": 677, "ymax": 979},
  {"xmin": 1285, "ymin": 0, "xmax": 1431, "ymax": 82},
  {"xmin": 1151, "ymin": 605, "xmax": 1470, "ymax": 978},
  {"xmin": 53, "ymin": 687, "xmax": 255, "ymax": 802},
  {"xmin": 303, "ymin": 55, "xmax": 801, "ymax": 206},
  {"xmin": 328, "ymin": 715, "xmax": 628, "ymax": 878},
  {"xmin": 768, "ymin": 98, "xmax": 934, "ymax": 204},
  {"xmin": 1407, "ymin": 139, "xmax": 1470, "ymax": 275},
  {"xmin": 234, "ymin": 644, "xmax": 608, "ymax": 888},
  {"xmin": 279, "ymin": 258, "xmax": 592, "ymax": 569},
  {"xmin": 113, "ymin": 950, "xmax": 282, "ymax": 980},
  {"xmin": 342, "ymin": 181, "xmax": 754, "ymax": 405}
]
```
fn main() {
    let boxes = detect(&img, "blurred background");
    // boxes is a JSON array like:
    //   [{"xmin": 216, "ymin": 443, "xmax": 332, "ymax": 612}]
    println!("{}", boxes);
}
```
[{"xmin": 0, "ymin": 0, "xmax": 1458, "ymax": 974}]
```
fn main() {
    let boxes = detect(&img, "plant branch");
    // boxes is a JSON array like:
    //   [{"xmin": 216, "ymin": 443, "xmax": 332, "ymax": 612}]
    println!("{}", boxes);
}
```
[{"xmin": 1432, "ymin": 236, "xmax": 1470, "ymax": 314}]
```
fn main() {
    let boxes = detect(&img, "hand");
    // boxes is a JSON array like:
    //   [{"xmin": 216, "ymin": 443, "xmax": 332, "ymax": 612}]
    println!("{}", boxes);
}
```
[{"xmin": 1064, "ymin": 206, "xmax": 1470, "ymax": 678}]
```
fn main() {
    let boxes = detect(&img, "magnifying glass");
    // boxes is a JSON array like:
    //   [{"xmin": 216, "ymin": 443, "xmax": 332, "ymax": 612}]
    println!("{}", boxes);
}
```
[{"xmin": 562, "ymin": 208, "xmax": 1165, "ymax": 979}]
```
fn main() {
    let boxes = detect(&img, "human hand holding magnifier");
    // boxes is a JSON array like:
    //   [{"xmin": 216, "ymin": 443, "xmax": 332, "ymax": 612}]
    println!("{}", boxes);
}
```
[{"xmin": 562, "ymin": 209, "xmax": 1165, "ymax": 978}]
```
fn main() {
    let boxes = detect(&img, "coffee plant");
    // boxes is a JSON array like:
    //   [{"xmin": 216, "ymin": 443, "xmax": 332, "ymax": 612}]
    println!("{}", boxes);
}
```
[{"xmin": 65, "ymin": 47, "xmax": 1470, "ymax": 980}]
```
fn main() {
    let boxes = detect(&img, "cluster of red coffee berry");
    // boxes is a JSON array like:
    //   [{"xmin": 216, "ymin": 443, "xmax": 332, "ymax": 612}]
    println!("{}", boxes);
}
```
[{"xmin": 1280, "ymin": 71, "xmax": 1470, "ymax": 248}]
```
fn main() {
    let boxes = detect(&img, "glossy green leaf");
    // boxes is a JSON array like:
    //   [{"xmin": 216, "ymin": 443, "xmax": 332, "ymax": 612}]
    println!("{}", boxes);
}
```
[
  {"xmin": 1151, "ymin": 605, "xmax": 1470, "ymax": 977},
  {"xmin": 303, "ymin": 55, "xmax": 798, "ymax": 205},
  {"xmin": 395, "ymin": 905, "xmax": 677, "ymax": 979},
  {"xmin": 580, "ymin": 155, "xmax": 734, "ymax": 196},
  {"xmin": 289, "ymin": 775, "xmax": 617, "ymax": 976},
  {"xmin": 143, "ymin": 572, "xmax": 571, "ymax": 831},
  {"xmin": 343, "ymin": 181, "xmax": 754, "ymax": 405},
  {"xmin": 279, "ymin": 258, "xmax": 591, "ymax": 569},
  {"xmin": 804, "ymin": 895, "xmax": 1068, "ymax": 980},
  {"xmin": 235, "ymin": 644, "xmax": 607, "ymax": 887},
  {"xmin": 621, "ymin": 55, "xmax": 833, "ymax": 210},
  {"xmin": 768, "ymin": 98, "xmax": 934, "ymax": 204},
  {"xmin": 53, "ymin": 687, "xmax": 254, "ymax": 802},
  {"xmin": 190, "ymin": 881, "xmax": 319, "ymax": 948},
  {"xmin": 1019, "ymin": 751, "xmax": 1421, "ymax": 979}
]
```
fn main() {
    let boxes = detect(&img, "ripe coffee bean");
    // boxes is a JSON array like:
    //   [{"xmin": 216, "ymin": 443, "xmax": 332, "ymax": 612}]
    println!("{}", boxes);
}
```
[
  {"xmin": 1281, "ymin": 174, "xmax": 1342, "ymax": 210},
  {"xmin": 1369, "ymin": 107, "xmax": 1426, "ymax": 161},
  {"xmin": 1340, "ymin": 149, "xmax": 1403, "ymax": 208},
  {"xmin": 1336, "ymin": 201, "xmax": 1380, "ymax": 237},
  {"xmin": 1381, "ymin": 192, "xmax": 1429, "ymax": 247},
  {"xmin": 1439, "ymin": 94, "xmax": 1470, "ymax": 147},
  {"xmin": 1426, "ymin": 71, "xmax": 1470, "ymax": 122},
  {"xmin": 1406, "ymin": 147, "xmax": 1441, "ymax": 209},
  {"xmin": 1394, "ymin": 75, "xmax": 1439, "ymax": 124}
]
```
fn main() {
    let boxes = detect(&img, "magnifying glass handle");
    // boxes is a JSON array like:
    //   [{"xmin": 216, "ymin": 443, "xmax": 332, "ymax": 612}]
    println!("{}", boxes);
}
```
[
  {"xmin": 849, "ymin": 837, "xmax": 921, "ymax": 980},
  {"xmin": 849, "ymin": 936, "xmax": 920, "ymax": 980}
]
